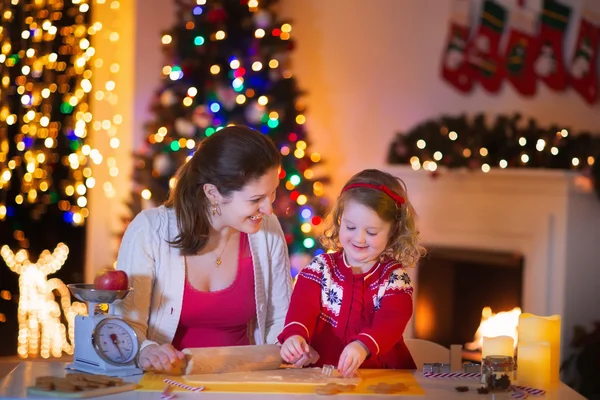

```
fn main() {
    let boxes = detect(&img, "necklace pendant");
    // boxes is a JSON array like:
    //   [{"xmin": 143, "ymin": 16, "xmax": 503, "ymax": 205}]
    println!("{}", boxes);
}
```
[{"xmin": 216, "ymin": 258, "xmax": 222, "ymax": 266}]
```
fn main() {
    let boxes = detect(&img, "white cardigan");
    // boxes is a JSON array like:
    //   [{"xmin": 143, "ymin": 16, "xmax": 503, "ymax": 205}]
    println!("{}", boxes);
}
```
[{"xmin": 115, "ymin": 206, "xmax": 293, "ymax": 352}]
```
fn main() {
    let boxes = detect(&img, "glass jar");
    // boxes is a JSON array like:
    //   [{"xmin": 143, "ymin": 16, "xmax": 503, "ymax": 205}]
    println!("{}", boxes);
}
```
[{"xmin": 482, "ymin": 355, "xmax": 515, "ymax": 392}]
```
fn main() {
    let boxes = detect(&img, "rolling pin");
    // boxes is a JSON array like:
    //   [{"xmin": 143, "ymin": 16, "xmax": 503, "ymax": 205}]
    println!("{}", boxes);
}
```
[{"xmin": 181, "ymin": 344, "xmax": 283, "ymax": 375}]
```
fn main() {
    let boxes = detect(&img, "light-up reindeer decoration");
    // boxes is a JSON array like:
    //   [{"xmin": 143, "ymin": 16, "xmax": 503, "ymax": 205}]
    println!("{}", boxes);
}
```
[{"xmin": 0, "ymin": 243, "xmax": 87, "ymax": 358}]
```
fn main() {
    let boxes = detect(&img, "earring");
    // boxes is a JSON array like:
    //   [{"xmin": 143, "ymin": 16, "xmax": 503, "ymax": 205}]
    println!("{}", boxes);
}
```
[{"xmin": 212, "ymin": 203, "xmax": 218, "ymax": 216}]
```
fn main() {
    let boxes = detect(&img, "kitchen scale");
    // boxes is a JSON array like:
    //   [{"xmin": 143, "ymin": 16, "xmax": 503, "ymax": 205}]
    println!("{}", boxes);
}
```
[{"xmin": 66, "ymin": 283, "xmax": 144, "ymax": 377}]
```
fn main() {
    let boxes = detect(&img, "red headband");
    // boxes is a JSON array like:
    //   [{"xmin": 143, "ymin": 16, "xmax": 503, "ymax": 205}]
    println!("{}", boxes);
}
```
[{"xmin": 342, "ymin": 183, "xmax": 405, "ymax": 206}]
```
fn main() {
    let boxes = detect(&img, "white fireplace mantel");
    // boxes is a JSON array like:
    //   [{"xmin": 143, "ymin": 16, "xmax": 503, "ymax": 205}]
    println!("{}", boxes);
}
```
[{"xmin": 372, "ymin": 165, "xmax": 600, "ymax": 354}]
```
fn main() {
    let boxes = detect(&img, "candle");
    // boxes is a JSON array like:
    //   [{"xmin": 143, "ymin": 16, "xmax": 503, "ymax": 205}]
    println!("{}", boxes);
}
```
[
  {"xmin": 517, "ymin": 342, "xmax": 551, "ymax": 390},
  {"xmin": 517, "ymin": 313, "xmax": 561, "ymax": 387},
  {"xmin": 482, "ymin": 335, "xmax": 514, "ymax": 359}
]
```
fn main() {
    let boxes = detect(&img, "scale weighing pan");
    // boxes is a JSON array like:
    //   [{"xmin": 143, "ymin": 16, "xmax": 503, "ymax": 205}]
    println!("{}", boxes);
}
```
[{"xmin": 67, "ymin": 283, "xmax": 133, "ymax": 303}]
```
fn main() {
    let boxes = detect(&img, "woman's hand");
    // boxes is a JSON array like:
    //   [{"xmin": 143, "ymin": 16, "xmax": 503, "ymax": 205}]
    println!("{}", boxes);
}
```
[
  {"xmin": 337, "ymin": 341, "xmax": 369, "ymax": 377},
  {"xmin": 280, "ymin": 335, "xmax": 311, "ymax": 365},
  {"xmin": 138, "ymin": 343, "xmax": 186, "ymax": 374}
]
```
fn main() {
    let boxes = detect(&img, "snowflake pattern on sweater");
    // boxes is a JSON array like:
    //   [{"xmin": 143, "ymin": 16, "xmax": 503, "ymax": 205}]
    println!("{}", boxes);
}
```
[
  {"xmin": 298, "ymin": 252, "xmax": 413, "ymax": 327},
  {"xmin": 304, "ymin": 255, "xmax": 344, "ymax": 316},
  {"xmin": 373, "ymin": 269, "xmax": 412, "ymax": 311}
]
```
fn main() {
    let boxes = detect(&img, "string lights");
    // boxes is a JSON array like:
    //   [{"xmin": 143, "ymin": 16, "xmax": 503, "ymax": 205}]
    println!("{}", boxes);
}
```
[
  {"xmin": 0, "ymin": 243, "xmax": 86, "ymax": 359},
  {"xmin": 134, "ymin": 0, "xmax": 328, "ymax": 255},
  {"xmin": 388, "ymin": 113, "xmax": 600, "ymax": 198},
  {"xmin": 0, "ymin": 0, "xmax": 122, "ymax": 226}
]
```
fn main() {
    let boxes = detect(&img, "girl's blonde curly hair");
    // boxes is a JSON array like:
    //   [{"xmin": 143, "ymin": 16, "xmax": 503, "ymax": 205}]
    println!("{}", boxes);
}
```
[{"xmin": 320, "ymin": 169, "xmax": 426, "ymax": 268}]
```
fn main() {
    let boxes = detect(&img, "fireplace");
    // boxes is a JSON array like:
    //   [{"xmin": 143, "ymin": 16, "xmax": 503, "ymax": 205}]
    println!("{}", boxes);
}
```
[
  {"xmin": 415, "ymin": 246, "xmax": 523, "ymax": 349},
  {"xmin": 368, "ymin": 164, "xmax": 600, "ymax": 361}
]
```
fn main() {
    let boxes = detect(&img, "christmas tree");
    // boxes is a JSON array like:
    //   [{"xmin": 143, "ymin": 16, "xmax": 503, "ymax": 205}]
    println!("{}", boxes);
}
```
[{"xmin": 129, "ymin": 0, "xmax": 329, "ymax": 265}]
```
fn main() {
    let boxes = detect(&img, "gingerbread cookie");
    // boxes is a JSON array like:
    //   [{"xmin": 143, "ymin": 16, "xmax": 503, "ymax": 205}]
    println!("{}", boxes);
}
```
[
  {"xmin": 31, "ymin": 373, "xmax": 126, "ymax": 393},
  {"xmin": 315, "ymin": 383, "xmax": 357, "ymax": 395},
  {"xmin": 367, "ymin": 382, "xmax": 408, "ymax": 394}
]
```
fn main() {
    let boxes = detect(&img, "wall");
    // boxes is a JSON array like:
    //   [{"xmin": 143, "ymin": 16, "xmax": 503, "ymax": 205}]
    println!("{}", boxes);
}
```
[{"xmin": 279, "ymin": 0, "xmax": 600, "ymax": 192}]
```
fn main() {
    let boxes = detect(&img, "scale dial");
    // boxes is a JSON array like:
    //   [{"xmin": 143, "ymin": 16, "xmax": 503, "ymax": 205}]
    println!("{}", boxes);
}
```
[{"xmin": 92, "ymin": 317, "xmax": 139, "ymax": 365}]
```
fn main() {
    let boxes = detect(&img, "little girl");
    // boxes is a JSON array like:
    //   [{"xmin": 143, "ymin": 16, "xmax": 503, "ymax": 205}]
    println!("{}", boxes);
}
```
[{"xmin": 278, "ymin": 169, "xmax": 426, "ymax": 377}]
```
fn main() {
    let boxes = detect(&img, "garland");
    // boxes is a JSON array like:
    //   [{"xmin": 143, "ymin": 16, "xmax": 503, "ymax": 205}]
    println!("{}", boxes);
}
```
[{"xmin": 387, "ymin": 113, "xmax": 600, "ymax": 199}]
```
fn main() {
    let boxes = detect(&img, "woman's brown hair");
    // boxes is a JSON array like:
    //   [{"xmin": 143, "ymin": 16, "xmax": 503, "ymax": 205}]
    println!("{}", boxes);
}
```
[
  {"xmin": 164, "ymin": 126, "xmax": 281, "ymax": 255},
  {"xmin": 321, "ymin": 169, "xmax": 426, "ymax": 268}
]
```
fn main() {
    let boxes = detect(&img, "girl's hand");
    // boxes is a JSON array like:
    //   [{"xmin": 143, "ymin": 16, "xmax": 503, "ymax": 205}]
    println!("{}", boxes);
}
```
[
  {"xmin": 292, "ymin": 345, "xmax": 320, "ymax": 367},
  {"xmin": 138, "ymin": 343, "xmax": 186, "ymax": 374},
  {"xmin": 337, "ymin": 341, "xmax": 369, "ymax": 377},
  {"xmin": 280, "ymin": 335, "xmax": 310, "ymax": 365}
]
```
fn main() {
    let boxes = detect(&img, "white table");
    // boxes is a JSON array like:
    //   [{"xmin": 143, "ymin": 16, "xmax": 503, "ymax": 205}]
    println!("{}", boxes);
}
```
[{"xmin": 0, "ymin": 361, "xmax": 586, "ymax": 399}]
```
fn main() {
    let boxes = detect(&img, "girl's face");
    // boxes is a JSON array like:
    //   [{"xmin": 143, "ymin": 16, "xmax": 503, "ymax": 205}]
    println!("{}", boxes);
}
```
[
  {"xmin": 217, "ymin": 167, "xmax": 280, "ymax": 234},
  {"xmin": 339, "ymin": 199, "xmax": 392, "ymax": 268}
]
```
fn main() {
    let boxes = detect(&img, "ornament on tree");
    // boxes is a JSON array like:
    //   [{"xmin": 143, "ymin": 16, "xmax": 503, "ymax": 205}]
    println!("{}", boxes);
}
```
[
  {"xmin": 466, "ymin": 0, "xmax": 507, "ymax": 93},
  {"xmin": 160, "ymin": 89, "xmax": 177, "ymax": 107},
  {"xmin": 569, "ymin": 3, "xmax": 600, "ymax": 104},
  {"xmin": 206, "ymin": 3, "xmax": 227, "ymax": 24},
  {"xmin": 153, "ymin": 153, "xmax": 172, "ymax": 176},
  {"xmin": 175, "ymin": 117, "xmax": 196, "ymax": 137},
  {"xmin": 503, "ymin": 3, "xmax": 538, "ymax": 96},
  {"xmin": 440, "ymin": 0, "xmax": 473, "ymax": 93},
  {"xmin": 192, "ymin": 105, "xmax": 212, "ymax": 128},
  {"xmin": 533, "ymin": 0, "xmax": 571, "ymax": 91},
  {"xmin": 244, "ymin": 100, "xmax": 265, "ymax": 124},
  {"xmin": 253, "ymin": 9, "xmax": 271, "ymax": 29}
]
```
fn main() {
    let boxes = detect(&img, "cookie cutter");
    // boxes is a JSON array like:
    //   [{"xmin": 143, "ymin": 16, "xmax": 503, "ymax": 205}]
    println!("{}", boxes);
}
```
[
  {"xmin": 422, "ymin": 363, "xmax": 451, "ymax": 373},
  {"xmin": 462, "ymin": 362, "xmax": 481, "ymax": 373},
  {"xmin": 321, "ymin": 364, "xmax": 335, "ymax": 376}
]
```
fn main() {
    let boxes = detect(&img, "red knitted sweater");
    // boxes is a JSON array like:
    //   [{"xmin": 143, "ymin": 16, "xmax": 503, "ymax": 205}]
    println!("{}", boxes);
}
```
[{"xmin": 278, "ymin": 251, "xmax": 416, "ymax": 369}]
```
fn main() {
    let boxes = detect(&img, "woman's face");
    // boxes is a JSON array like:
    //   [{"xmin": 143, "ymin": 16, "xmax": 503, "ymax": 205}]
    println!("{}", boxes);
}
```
[{"xmin": 217, "ymin": 166, "xmax": 280, "ymax": 234}]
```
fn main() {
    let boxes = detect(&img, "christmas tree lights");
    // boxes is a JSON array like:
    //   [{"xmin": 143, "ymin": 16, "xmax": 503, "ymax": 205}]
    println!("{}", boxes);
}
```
[
  {"xmin": 131, "ymin": 0, "xmax": 329, "ymax": 258},
  {"xmin": 1, "ymin": 0, "xmax": 95, "ymax": 226},
  {"xmin": 0, "ymin": 0, "xmax": 122, "ymax": 226}
]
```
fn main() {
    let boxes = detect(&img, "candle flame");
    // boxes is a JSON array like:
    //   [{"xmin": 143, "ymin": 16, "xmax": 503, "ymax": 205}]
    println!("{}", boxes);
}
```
[{"xmin": 465, "ymin": 306, "xmax": 522, "ymax": 351}]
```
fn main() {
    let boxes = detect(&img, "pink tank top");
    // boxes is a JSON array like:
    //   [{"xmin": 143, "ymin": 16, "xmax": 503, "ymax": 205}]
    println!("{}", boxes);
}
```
[{"xmin": 172, "ymin": 233, "xmax": 256, "ymax": 350}]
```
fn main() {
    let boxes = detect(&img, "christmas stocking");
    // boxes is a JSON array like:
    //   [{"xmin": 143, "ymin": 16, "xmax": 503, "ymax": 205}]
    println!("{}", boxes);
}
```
[
  {"xmin": 504, "ymin": 5, "xmax": 539, "ymax": 96},
  {"xmin": 533, "ymin": 0, "xmax": 572, "ymax": 91},
  {"xmin": 569, "ymin": 2, "xmax": 600, "ymax": 104},
  {"xmin": 466, "ymin": 0, "xmax": 507, "ymax": 93},
  {"xmin": 440, "ymin": 0, "xmax": 473, "ymax": 93}
]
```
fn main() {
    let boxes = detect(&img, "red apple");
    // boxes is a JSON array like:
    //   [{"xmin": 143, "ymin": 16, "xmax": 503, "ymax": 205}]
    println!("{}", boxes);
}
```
[{"xmin": 94, "ymin": 269, "xmax": 128, "ymax": 291}]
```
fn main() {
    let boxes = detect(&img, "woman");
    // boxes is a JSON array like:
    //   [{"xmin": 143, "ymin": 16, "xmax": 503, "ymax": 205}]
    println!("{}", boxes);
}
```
[{"xmin": 115, "ymin": 126, "xmax": 293, "ymax": 373}]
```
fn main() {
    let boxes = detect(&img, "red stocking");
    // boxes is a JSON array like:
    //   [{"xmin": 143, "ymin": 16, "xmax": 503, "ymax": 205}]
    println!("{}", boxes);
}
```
[
  {"xmin": 569, "ymin": 6, "xmax": 600, "ymax": 104},
  {"xmin": 466, "ymin": 0, "xmax": 508, "ymax": 93},
  {"xmin": 533, "ymin": 0, "xmax": 572, "ymax": 91},
  {"xmin": 504, "ymin": 6, "xmax": 538, "ymax": 96},
  {"xmin": 440, "ymin": 0, "xmax": 473, "ymax": 93}
]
